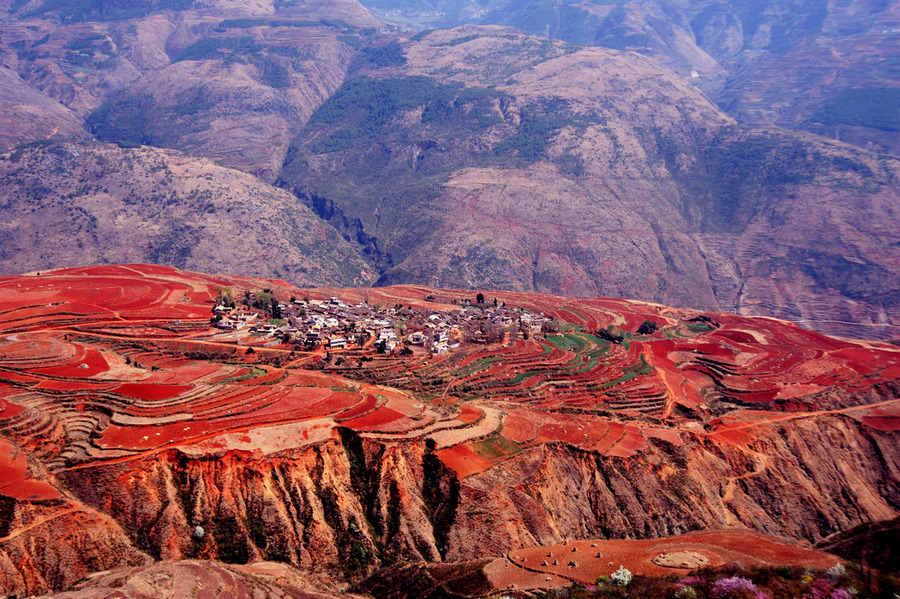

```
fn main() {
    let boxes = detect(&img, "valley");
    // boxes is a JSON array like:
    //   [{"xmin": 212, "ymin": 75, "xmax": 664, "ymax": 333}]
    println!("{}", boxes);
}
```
[
  {"xmin": 0, "ymin": 1, "xmax": 899, "ymax": 594},
  {"xmin": 0, "ymin": 0, "xmax": 898, "ymax": 339}
]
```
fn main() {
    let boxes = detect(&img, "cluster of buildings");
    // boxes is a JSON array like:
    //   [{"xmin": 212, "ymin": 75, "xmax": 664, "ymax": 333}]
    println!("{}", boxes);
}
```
[{"xmin": 212, "ymin": 295, "xmax": 553, "ymax": 355}]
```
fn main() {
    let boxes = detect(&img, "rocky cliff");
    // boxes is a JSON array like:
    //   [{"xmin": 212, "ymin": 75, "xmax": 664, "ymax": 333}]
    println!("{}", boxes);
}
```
[
  {"xmin": 54, "ymin": 413, "xmax": 899, "ymax": 574},
  {"xmin": 0, "ymin": 496, "xmax": 150, "ymax": 595}
]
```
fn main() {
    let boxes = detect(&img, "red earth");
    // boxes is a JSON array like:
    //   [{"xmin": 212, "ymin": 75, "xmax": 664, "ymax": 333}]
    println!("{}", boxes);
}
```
[
  {"xmin": 0, "ymin": 265, "xmax": 896, "ymax": 473},
  {"xmin": 0, "ymin": 264, "xmax": 896, "ymax": 593},
  {"xmin": 0, "ymin": 436, "xmax": 61, "ymax": 501},
  {"xmin": 491, "ymin": 529, "xmax": 841, "ymax": 588}
]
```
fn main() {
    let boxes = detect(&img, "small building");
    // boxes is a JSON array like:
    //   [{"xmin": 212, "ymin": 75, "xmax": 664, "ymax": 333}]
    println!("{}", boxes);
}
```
[
  {"xmin": 217, "ymin": 318, "xmax": 238, "ymax": 330},
  {"xmin": 326, "ymin": 336, "xmax": 347, "ymax": 349}
]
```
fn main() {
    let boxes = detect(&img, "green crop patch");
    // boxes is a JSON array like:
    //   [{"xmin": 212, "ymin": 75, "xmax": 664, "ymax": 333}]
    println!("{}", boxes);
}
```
[{"xmin": 471, "ymin": 435, "xmax": 521, "ymax": 460}]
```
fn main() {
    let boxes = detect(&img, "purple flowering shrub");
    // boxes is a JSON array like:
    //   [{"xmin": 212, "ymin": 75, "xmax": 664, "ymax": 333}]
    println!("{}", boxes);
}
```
[
  {"xmin": 802, "ymin": 578, "xmax": 855, "ymax": 599},
  {"xmin": 710, "ymin": 576, "xmax": 771, "ymax": 599}
]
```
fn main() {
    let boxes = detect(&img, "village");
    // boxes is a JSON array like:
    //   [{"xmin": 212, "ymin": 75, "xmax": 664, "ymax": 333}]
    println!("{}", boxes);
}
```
[{"xmin": 209, "ymin": 291, "xmax": 555, "ymax": 357}]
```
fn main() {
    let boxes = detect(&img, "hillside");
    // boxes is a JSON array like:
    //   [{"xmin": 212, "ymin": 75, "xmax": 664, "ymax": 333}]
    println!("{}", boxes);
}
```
[
  {"xmin": 357, "ymin": 0, "xmax": 900, "ymax": 157},
  {"xmin": 0, "ymin": 142, "xmax": 373, "ymax": 286},
  {"xmin": 279, "ymin": 26, "xmax": 900, "ymax": 339},
  {"xmin": 0, "ymin": 265, "xmax": 897, "ymax": 596}
]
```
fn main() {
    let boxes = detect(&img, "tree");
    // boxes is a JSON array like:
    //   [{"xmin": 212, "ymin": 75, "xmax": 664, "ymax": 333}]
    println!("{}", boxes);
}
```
[
  {"xmin": 214, "ymin": 285, "xmax": 235, "ymax": 308},
  {"xmin": 476, "ymin": 292, "xmax": 485, "ymax": 304},
  {"xmin": 637, "ymin": 319, "xmax": 658, "ymax": 335}
]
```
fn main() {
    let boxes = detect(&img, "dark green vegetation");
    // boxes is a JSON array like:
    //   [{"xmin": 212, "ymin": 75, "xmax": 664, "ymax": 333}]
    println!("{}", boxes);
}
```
[
  {"xmin": 482, "ymin": 0, "xmax": 604, "ymax": 46},
  {"xmin": 795, "ymin": 250, "xmax": 900, "ymax": 309},
  {"xmin": 88, "ymin": 88, "xmax": 216, "ymax": 148},
  {"xmin": 665, "ymin": 127, "xmax": 879, "ymax": 233},
  {"xmin": 304, "ymin": 75, "xmax": 503, "ymax": 154},
  {"xmin": 811, "ymin": 88, "xmax": 900, "ymax": 132},
  {"xmin": 16, "ymin": 0, "xmax": 193, "ymax": 22}
]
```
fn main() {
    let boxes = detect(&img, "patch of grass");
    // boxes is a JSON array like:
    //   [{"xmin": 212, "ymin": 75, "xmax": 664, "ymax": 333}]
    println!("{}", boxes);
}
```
[
  {"xmin": 470, "ymin": 434, "xmax": 520, "ymax": 460},
  {"xmin": 355, "ymin": 40, "xmax": 407, "ymax": 68},
  {"xmin": 175, "ymin": 36, "xmax": 262, "ymax": 62}
]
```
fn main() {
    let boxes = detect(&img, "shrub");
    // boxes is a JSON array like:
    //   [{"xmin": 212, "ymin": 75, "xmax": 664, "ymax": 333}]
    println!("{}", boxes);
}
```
[
  {"xmin": 710, "ymin": 576, "xmax": 768, "ymax": 599},
  {"xmin": 610, "ymin": 566, "xmax": 632, "ymax": 587}
]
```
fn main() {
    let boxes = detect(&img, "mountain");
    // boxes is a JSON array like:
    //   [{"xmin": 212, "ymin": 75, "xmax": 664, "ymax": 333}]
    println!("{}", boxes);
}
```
[
  {"xmin": 0, "ymin": 0, "xmax": 898, "ymax": 340},
  {"xmin": 278, "ymin": 26, "xmax": 900, "ymax": 339},
  {"xmin": 0, "ymin": 265, "xmax": 897, "ymax": 595},
  {"xmin": 356, "ymin": 0, "xmax": 900, "ymax": 157},
  {"xmin": 0, "ymin": 0, "xmax": 383, "ymax": 179},
  {"xmin": 0, "ymin": 141, "xmax": 373, "ymax": 285}
]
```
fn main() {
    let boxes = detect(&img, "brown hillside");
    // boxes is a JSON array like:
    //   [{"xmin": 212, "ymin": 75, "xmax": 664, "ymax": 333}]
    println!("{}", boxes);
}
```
[{"xmin": 0, "ymin": 142, "xmax": 373, "ymax": 286}]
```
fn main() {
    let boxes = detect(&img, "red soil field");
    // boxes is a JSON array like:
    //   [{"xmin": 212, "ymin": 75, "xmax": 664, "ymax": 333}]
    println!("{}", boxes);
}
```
[
  {"xmin": 31, "ymin": 346, "xmax": 109, "ymax": 378},
  {"xmin": 534, "ymin": 418, "xmax": 588, "ymax": 446},
  {"xmin": 457, "ymin": 405, "xmax": 482, "ymax": 424},
  {"xmin": 587, "ymin": 422, "xmax": 626, "ymax": 453},
  {"xmin": 0, "ymin": 371, "xmax": 39, "ymax": 385},
  {"xmin": 139, "ymin": 363, "xmax": 225, "ymax": 384},
  {"xmin": 436, "ymin": 444, "xmax": 495, "ymax": 478},
  {"xmin": 334, "ymin": 393, "xmax": 377, "ymax": 422},
  {"xmin": 97, "ymin": 386, "xmax": 359, "ymax": 450},
  {"xmin": 501, "ymin": 410, "xmax": 541, "ymax": 443},
  {"xmin": 340, "ymin": 406, "xmax": 406, "ymax": 431},
  {"xmin": 112, "ymin": 383, "xmax": 196, "ymax": 401},
  {"xmin": 0, "ymin": 397, "xmax": 25, "ymax": 420},
  {"xmin": 863, "ymin": 416, "xmax": 900, "ymax": 431},
  {"xmin": 641, "ymin": 427, "xmax": 683, "ymax": 446},
  {"xmin": 860, "ymin": 402, "xmax": 900, "ymax": 431},
  {"xmin": 34, "ymin": 380, "xmax": 115, "ymax": 392},
  {"xmin": 502, "ymin": 529, "xmax": 840, "ymax": 584},
  {"xmin": 0, "ymin": 436, "xmax": 61, "ymax": 501},
  {"xmin": 606, "ymin": 426, "xmax": 647, "ymax": 458}
]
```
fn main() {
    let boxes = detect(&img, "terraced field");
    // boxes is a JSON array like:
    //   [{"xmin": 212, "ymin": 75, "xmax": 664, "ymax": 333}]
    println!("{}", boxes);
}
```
[
  {"xmin": 1, "ymin": 265, "xmax": 898, "ymax": 484},
  {"xmin": 0, "ymin": 265, "xmax": 898, "ymax": 597},
  {"xmin": 327, "ymin": 288, "xmax": 900, "ymax": 477}
]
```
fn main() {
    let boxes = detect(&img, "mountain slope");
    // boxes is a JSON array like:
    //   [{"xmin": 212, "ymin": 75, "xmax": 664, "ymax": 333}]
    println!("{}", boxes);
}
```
[
  {"xmin": 279, "ymin": 26, "xmax": 900, "ymax": 339},
  {"xmin": 357, "ymin": 0, "xmax": 900, "ymax": 157},
  {"xmin": 0, "ymin": 67, "xmax": 86, "ymax": 152},
  {"xmin": 0, "ymin": 142, "xmax": 373, "ymax": 285}
]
